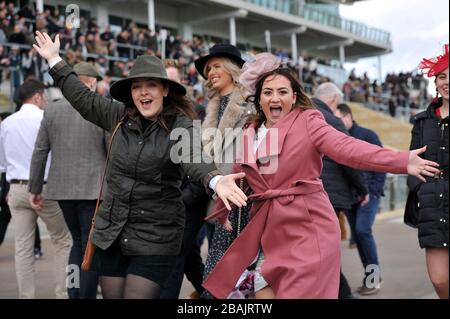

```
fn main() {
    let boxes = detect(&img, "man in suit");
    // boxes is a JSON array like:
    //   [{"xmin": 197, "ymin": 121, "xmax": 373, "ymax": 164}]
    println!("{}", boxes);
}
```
[
  {"xmin": 28, "ymin": 62, "xmax": 106, "ymax": 299},
  {"xmin": 312, "ymin": 82, "xmax": 369, "ymax": 299},
  {"xmin": 0, "ymin": 79, "xmax": 72, "ymax": 299}
]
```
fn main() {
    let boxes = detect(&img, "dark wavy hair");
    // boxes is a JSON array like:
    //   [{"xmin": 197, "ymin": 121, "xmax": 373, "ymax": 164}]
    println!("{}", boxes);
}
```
[
  {"xmin": 245, "ymin": 67, "xmax": 315, "ymax": 129},
  {"xmin": 126, "ymin": 81, "xmax": 197, "ymax": 132}
]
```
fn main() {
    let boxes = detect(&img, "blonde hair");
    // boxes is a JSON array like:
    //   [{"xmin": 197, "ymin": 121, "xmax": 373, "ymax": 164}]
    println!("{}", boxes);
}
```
[{"xmin": 203, "ymin": 57, "xmax": 243, "ymax": 98}]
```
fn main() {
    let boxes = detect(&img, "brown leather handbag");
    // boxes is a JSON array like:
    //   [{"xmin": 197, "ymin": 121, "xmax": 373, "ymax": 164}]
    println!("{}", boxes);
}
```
[{"xmin": 81, "ymin": 118, "xmax": 124, "ymax": 272}]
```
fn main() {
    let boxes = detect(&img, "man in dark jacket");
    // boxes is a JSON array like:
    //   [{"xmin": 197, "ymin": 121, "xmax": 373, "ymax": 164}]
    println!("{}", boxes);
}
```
[
  {"xmin": 313, "ymin": 83, "xmax": 368, "ymax": 299},
  {"xmin": 336, "ymin": 103, "xmax": 386, "ymax": 295}
]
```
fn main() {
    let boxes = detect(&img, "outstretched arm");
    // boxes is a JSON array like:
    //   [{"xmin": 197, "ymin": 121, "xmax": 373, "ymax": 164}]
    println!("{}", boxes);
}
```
[
  {"xmin": 33, "ymin": 31, "xmax": 125, "ymax": 132},
  {"xmin": 306, "ymin": 110, "xmax": 440, "ymax": 182}
]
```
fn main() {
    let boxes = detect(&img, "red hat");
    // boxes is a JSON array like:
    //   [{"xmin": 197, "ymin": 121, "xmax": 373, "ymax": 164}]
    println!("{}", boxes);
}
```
[{"xmin": 418, "ymin": 44, "xmax": 449, "ymax": 78}]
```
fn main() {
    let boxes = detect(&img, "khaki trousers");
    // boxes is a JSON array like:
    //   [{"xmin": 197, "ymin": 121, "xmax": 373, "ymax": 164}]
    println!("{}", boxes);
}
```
[{"xmin": 8, "ymin": 184, "xmax": 72, "ymax": 299}]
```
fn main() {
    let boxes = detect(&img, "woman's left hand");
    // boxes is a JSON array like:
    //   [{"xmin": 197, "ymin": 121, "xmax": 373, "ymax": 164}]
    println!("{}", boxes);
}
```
[
  {"xmin": 215, "ymin": 172, "xmax": 248, "ymax": 211},
  {"xmin": 408, "ymin": 146, "xmax": 440, "ymax": 182}
]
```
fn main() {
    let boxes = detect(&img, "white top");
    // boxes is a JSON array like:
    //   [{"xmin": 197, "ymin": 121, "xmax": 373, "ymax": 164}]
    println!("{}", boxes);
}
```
[
  {"xmin": 254, "ymin": 123, "xmax": 268, "ymax": 153},
  {"xmin": 0, "ymin": 104, "xmax": 50, "ymax": 182}
]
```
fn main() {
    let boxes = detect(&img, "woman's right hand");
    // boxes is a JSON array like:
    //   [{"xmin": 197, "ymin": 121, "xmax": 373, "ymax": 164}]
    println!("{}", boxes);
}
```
[
  {"xmin": 33, "ymin": 31, "xmax": 61, "ymax": 62},
  {"xmin": 408, "ymin": 146, "xmax": 440, "ymax": 182}
]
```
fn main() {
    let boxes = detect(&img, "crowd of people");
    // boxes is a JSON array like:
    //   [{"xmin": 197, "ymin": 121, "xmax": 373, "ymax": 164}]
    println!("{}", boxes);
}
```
[
  {"xmin": 343, "ymin": 69, "xmax": 430, "ymax": 119},
  {"xmin": 0, "ymin": 0, "xmax": 427, "ymax": 122},
  {"xmin": 0, "ymin": 0, "xmax": 447, "ymax": 301},
  {"xmin": 0, "ymin": 26, "xmax": 447, "ymax": 300}
]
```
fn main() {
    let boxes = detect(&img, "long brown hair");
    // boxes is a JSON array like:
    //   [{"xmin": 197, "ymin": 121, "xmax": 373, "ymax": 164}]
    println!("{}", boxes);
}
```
[
  {"xmin": 245, "ymin": 67, "xmax": 315, "ymax": 128},
  {"xmin": 126, "ymin": 81, "xmax": 197, "ymax": 132}
]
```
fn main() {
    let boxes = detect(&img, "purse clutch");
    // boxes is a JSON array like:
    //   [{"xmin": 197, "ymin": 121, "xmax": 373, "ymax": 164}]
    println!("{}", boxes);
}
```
[{"xmin": 404, "ymin": 190, "xmax": 420, "ymax": 228}]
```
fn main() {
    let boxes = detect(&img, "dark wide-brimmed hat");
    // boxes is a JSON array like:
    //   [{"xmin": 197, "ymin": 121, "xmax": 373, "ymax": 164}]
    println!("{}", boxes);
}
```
[
  {"xmin": 194, "ymin": 44, "xmax": 245, "ymax": 79},
  {"xmin": 110, "ymin": 55, "xmax": 186, "ymax": 103},
  {"xmin": 73, "ymin": 62, "xmax": 103, "ymax": 81}
]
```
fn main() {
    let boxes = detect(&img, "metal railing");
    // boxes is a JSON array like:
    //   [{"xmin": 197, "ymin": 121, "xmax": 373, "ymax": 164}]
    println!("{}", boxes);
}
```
[
  {"xmin": 243, "ymin": 0, "xmax": 391, "ymax": 45},
  {"xmin": 379, "ymin": 174, "xmax": 408, "ymax": 213}
]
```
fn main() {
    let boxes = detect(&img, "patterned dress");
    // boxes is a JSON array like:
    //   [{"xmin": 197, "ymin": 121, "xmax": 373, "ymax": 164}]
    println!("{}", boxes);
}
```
[
  {"xmin": 202, "ymin": 189, "xmax": 253, "ymax": 298},
  {"xmin": 201, "ymin": 93, "xmax": 249, "ymax": 299}
]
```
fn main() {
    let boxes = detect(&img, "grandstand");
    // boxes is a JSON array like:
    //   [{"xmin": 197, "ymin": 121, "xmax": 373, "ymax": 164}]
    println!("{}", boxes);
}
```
[
  {"xmin": 0, "ymin": 0, "xmax": 415, "ymax": 211},
  {"xmin": 34, "ymin": 0, "xmax": 391, "ymax": 81}
]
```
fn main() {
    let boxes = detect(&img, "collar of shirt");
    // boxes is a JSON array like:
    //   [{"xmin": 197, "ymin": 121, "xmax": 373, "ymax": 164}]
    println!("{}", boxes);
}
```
[
  {"xmin": 254, "ymin": 123, "xmax": 268, "ymax": 153},
  {"xmin": 19, "ymin": 103, "xmax": 44, "ymax": 114}
]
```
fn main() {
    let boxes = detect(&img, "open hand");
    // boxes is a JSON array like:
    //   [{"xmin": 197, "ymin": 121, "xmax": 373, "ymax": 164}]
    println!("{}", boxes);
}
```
[
  {"xmin": 408, "ymin": 146, "xmax": 440, "ymax": 182},
  {"xmin": 215, "ymin": 172, "xmax": 247, "ymax": 211},
  {"xmin": 33, "ymin": 31, "xmax": 61, "ymax": 62}
]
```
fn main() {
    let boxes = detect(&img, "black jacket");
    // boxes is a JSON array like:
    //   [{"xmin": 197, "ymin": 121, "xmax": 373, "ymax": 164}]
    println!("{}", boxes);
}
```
[
  {"xmin": 312, "ymin": 98, "xmax": 368, "ymax": 210},
  {"xmin": 50, "ymin": 61, "xmax": 218, "ymax": 255},
  {"xmin": 407, "ymin": 98, "xmax": 448, "ymax": 248}
]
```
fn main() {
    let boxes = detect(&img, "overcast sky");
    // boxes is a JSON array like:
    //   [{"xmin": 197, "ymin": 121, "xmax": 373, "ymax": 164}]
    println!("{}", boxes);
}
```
[{"xmin": 339, "ymin": 0, "xmax": 449, "ymax": 90}]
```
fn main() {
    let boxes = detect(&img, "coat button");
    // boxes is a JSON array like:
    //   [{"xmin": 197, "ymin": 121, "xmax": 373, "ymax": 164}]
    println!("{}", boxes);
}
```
[
  {"xmin": 128, "ymin": 123, "xmax": 132, "ymax": 126},
  {"xmin": 138, "ymin": 141, "xmax": 143, "ymax": 145},
  {"xmin": 141, "ymin": 210, "xmax": 145, "ymax": 214},
  {"xmin": 440, "ymin": 194, "xmax": 443, "ymax": 198},
  {"xmin": 123, "ymin": 238, "xmax": 128, "ymax": 243}
]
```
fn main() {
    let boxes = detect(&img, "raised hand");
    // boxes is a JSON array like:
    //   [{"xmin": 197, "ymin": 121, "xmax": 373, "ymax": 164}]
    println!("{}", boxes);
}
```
[
  {"xmin": 408, "ymin": 146, "xmax": 440, "ymax": 182},
  {"xmin": 215, "ymin": 172, "xmax": 247, "ymax": 211},
  {"xmin": 33, "ymin": 31, "xmax": 61, "ymax": 62}
]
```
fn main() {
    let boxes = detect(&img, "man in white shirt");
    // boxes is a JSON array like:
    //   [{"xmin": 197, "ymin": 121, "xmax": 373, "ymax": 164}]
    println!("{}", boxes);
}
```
[{"xmin": 0, "ymin": 79, "xmax": 71, "ymax": 299}]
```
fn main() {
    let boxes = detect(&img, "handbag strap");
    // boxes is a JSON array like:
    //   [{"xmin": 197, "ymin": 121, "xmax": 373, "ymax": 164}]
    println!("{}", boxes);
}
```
[
  {"xmin": 237, "ymin": 177, "xmax": 244, "ymax": 235},
  {"xmin": 90, "ymin": 116, "xmax": 125, "ymax": 228}
]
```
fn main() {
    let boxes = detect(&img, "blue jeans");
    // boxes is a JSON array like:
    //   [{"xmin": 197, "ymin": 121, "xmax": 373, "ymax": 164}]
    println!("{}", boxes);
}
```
[
  {"xmin": 345, "ymin": 195, "xmax": 380, "ymax": 275},
  {"xmin": 58, "ymin": 200, "xmax": 98, "ymax": 299}
]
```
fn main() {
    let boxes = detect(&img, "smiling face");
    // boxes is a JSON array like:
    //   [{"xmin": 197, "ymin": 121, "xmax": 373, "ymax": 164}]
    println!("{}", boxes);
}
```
[
  {"xmin": 205, "ymin": 57, "xmax": 235, "ymax": 96},
  {"xmin": 131, "ymin": 78, "xmax": 169, "ymax": 119},
  {"xmin": 436, "ymin": 67, "xmax": 449, "ymax": 101},
  {"xmin": 259, "ymin": 75, "xmax": 297, "ymax": 128}
]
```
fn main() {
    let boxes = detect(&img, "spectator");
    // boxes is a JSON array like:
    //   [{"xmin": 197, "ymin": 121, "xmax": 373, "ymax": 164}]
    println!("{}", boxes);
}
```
[
  {"xmin": 0, "ymin": 79, "xmax": 72, "ymax": 298},
  {"xmin": 336, "ymin": 103, "xmax": 386, "ymax": 295}
]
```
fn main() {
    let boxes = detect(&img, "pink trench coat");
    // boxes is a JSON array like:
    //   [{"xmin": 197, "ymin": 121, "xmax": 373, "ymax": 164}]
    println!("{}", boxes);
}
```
[{"xmin": 203, "ymin": 108, "xmax": 409, "ymax": 299}]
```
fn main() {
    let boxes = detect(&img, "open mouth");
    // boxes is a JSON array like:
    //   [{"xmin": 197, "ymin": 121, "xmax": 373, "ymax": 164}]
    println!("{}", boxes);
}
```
[
  {"xmin": 269, "ymin": 106, "xmax": 283, "ymax": 117},
  {"xmin": 140, "ymin": 99, "xmax": 153, "ymax": 109}
]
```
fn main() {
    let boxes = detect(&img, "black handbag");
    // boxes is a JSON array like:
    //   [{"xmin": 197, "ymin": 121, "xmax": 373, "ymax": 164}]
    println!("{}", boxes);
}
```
[{"xmin": 404, "ymin": 190, "xmax": 420, "ymax": 228}]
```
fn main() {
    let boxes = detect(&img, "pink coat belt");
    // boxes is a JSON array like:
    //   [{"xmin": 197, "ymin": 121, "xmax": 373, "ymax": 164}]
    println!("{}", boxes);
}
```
[{"xmin": 205, "ymin": 179, "xmax": 324, "ymax": 222}]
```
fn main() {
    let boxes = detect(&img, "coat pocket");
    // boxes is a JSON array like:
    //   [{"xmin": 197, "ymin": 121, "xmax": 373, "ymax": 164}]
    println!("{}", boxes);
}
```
[
  {"xmin": 132, "ymin": 221, "xmax": 180, "ymax": 244},
  {"xmin": 94, "ymin": 197, "xmax": 114, "ymax": 230},
  {"xmin": 417, "ymin": 182, "xmax": 437, "ymax": 209}
]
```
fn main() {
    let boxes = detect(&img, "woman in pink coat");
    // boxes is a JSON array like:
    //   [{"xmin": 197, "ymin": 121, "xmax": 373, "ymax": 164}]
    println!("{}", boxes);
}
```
[{"xmin": 203, "ymin": 54, "xmax": 440, "ymax": 299}]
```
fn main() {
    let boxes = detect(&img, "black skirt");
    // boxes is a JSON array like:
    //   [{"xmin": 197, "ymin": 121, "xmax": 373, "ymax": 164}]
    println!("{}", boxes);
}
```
[{"xmin": 92, "ymin": 239, "xmax": 177, "ymax": 287}]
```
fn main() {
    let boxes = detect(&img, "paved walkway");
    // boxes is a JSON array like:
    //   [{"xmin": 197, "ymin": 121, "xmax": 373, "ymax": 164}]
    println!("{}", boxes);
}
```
[{"xmin": 0, "ymin": 210, "xmax": 438, "ymax": 299}]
